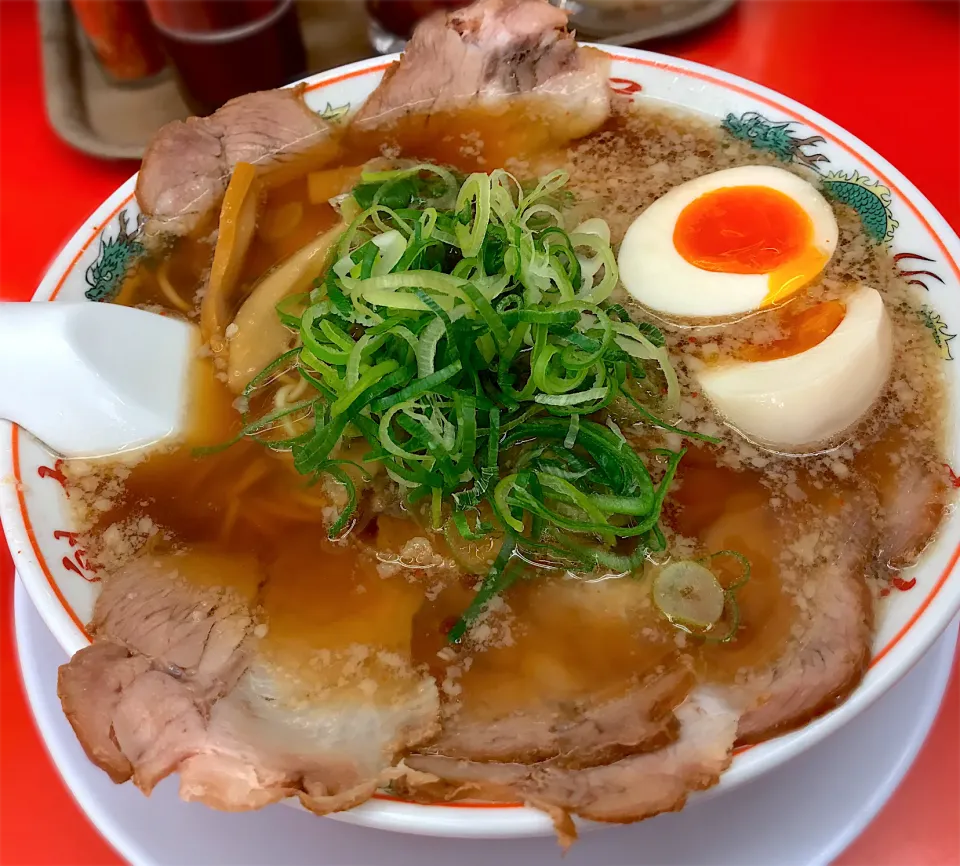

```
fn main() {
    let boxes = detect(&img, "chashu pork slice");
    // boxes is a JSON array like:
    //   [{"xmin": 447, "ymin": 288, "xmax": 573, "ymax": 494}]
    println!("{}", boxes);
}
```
[
  {"xmin": 136, "ymin": 87, "xmax": 335, "ymax": 239},
  {"xmin": 424, "ymin": 578, "xmax": 691, "ymax": 768},
  {"xmin": 353, "ymin": 0, "xmax": 610, "ymax": 139},
  {"xmin": 402, "ymin": 688, "xmax": 740, "ymax": 844},
  {"xmin": 714, "ymin": 495, "xmax": 876, "ymax": 743},
  {"xmin": 58, "ymin": 550, "xmax": 439, "ymax": 813},
  {"xmin": 857, "ymin": 434, "xmax": 949, "ymax": 571},
  {"xmin": 399, "ymin": 495, "xmax": 877, "ymax": 840},
  {"xmin": 733, "ymin": 548, "xmax": 874, "ymax": 742},
  {"xmin": 428, "ymin": 668, "xmax": 686, "ymax": 769}
]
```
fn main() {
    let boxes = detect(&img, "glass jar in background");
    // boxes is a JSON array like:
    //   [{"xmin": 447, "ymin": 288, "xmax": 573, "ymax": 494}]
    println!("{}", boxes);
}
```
[
  {"xmin": 365, "ymin": 0, "xmax": 469, "ymax": 54},
  {"xmin": 70, "ymin": 0, "xmax": 166, "ymax": 83},
  {"xmin": 554, "ymin": 0, "xmax": 737, "ymax": 44},
  {"xmin": 144, "ymin": 0, "xmax": 308, "ymax": 115}
]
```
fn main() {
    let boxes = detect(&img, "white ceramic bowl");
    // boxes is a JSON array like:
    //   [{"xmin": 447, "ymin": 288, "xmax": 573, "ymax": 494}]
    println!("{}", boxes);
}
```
[{"xmin": 3, "ymin": 47, "xmax": 960, "ymax": 839}]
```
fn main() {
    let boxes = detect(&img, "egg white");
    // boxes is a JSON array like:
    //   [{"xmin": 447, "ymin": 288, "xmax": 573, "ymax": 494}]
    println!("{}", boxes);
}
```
[
  {"xmin": 695, "ymin": 286, "xmax": 893, "ymax": 451},
  {"xmin": 617, "ymin": 165, "xmax": 839, "ymax": 319}
]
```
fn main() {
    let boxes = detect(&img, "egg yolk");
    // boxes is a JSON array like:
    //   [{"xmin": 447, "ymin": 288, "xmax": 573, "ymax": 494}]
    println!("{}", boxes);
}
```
[
  {"xmin": 673, "ymin": 185, "xmax": 829, "ymax": 306},
  {"xmin": 740, "ymin": 299, "xmax": 846, "ymax": 362}
]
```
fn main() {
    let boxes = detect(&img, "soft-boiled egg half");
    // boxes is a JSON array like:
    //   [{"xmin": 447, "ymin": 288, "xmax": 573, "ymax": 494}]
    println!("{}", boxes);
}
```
[
  {"xmin": 695, "ymin": 286, "xmax": 893, "ymax": 450},
  {"xmin": 618, "ymin": 165, "xmax": 839, "ymax": 318}
]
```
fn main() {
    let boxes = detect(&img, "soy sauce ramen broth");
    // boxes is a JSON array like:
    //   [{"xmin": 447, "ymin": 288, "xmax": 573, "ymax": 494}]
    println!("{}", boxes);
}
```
[{"xmin": 63, "ymin": 98, "xmax": 950, "ymax": 731}]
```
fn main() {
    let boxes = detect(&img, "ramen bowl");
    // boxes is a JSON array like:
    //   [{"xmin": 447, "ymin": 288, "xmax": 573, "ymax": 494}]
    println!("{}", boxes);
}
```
[{"xmin": 3, "ymin": 47, "xmax": 960, "ymax": 838}]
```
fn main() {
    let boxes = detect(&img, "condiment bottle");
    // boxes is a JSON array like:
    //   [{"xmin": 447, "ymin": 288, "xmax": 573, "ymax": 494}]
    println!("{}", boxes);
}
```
[
  {"xmin": 70, "ymin": 0, "xmax": 166, "ymax": 83},
  {"xmin": 143, "ymin": 0, "xmax": 308, "ymax": 115}
]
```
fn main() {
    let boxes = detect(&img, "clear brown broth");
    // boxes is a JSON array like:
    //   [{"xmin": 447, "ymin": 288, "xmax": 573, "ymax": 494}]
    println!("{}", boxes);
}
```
[{"xmin": 69, "ymin": 100, "xmax": 950, "ymax": 735}]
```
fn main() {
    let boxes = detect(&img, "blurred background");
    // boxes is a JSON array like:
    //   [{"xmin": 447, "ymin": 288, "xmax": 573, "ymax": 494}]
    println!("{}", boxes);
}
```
[{"xmin": 44, "ymin": 0, "xmax": 736, "ymax": 158}]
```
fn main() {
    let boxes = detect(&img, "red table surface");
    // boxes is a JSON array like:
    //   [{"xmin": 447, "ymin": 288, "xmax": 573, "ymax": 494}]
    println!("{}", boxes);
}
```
[{"xmin": 1, "ymin": 0, "xmax": 958, "ymax": 863}]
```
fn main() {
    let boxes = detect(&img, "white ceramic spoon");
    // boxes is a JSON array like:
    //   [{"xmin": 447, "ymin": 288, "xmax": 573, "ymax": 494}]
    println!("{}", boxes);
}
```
[{"xmin": 0, "ymin": 302, "xmax": 196, "ymax": 458}]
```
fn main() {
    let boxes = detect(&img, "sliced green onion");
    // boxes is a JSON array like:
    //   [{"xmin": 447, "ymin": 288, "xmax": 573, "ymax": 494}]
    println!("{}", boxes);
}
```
[
  {"xmin": 535, "ymin": 387, "xmax": 609, "ymax": 406},
  {"xmin": 451, "ymin": 509, "xmax": 493, "ymax": 541},
  {"xmin": 447, "ymin": 539, "xmax": 518, "ymax": 644},
  {"xmin": 653, "ymin": 561, "xmax": 726, "ymax": 629},
  {"xmin": 371, "ymin": 229, "xmax": 408, "ymax": 276},
  {"xmin": 320, "ymin": 462, "xmax": 359, "ymax": 539},
  {"xmin": 367, "ymin": 361, "xmax": 461, "ymax": 412},
  {"xmin": 493, "ymin": 475, "xmax": 524, "ymax": 532},
  {"xmin": 329, "ymin": 359, "xmax": 400, "ymax": 416},
  {"xmin": 455, "ymin": 173, "xmax": 492, "ymax": 259},
  {"xmin": 209, "ymin": 164, "xmax": 698, "ymax": 629}
]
